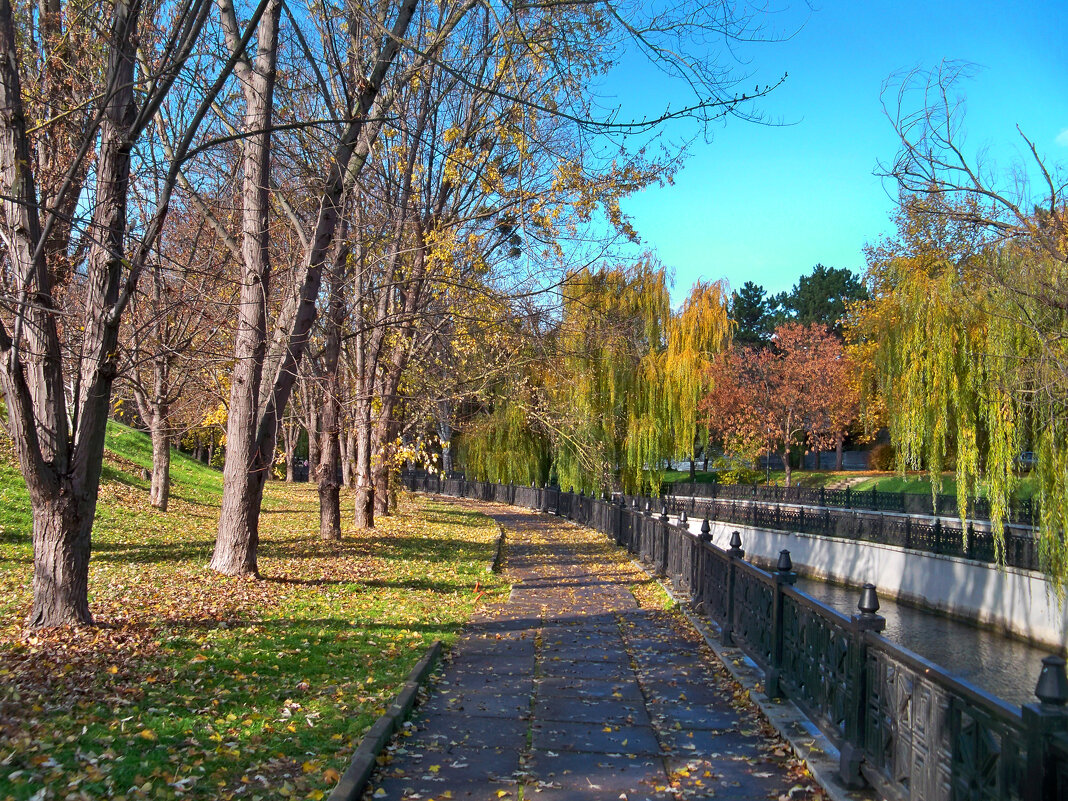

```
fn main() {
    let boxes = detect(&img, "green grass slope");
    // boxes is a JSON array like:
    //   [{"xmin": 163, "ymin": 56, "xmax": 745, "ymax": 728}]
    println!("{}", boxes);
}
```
[{"xmin": 0, "ymin": 421, "xmax": 504, "ymax": 801}]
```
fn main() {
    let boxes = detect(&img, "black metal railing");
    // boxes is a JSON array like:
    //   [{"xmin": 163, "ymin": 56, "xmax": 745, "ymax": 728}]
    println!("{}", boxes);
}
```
[
  {"xmin": 659, "ymin": 494, "xmax": 1039, "ymax": 572},
  {"xmin": 405, "ymin": 474, "xmax": 1068, "ymax": 801},
  {"xmin": 663, "ymin": 480, "xmax": 1037, "ymax": 527}
]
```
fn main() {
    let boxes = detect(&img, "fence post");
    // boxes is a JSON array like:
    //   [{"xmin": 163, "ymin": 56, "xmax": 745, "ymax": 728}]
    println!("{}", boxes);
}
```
[
  {"xmin": 1022, "ymin": 655, "xmax": 1068, "ymax": 801},
  {"xmin": 766, "ymin": 550, "xmax": 797, "ymax": 699},
  {"xmin": 839, "ymin": 583, "xmax": 886, "ymax": 789},
  {"xmin": 659, "ymin": 505, "xmax": 670, "ymax": 575},
  {"xmin": 723, "ymin": 531, "xmax": 745, "ymax": 647},
  {"xmin": 696, "ymin": 517, "xmax": 712, "ymax": 609},
  {"xmin": 933, "ymin": 518, "xmax": 943, "ymax": 554},
  {"xmin": 846, "ymin": 486, "xmax": 851, "ymax": 508}
]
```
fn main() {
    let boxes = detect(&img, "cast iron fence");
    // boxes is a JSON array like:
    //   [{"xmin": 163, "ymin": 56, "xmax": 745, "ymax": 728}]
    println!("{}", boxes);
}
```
[
  {"xmin": 404, "ymin": 473, "xmax": 1068, "ymax": 801},
  {"xmin": 658, "ymin": 494, "xmax": 1039, "ymax": 572},
  {"xmin": 663, "ymin": 480, "xmax": 1037, "ymax": 527}
]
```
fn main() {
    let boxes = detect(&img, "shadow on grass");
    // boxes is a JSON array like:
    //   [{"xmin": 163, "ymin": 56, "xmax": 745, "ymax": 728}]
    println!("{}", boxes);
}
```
[
  {"xmin": 260, "ymin": 572, "xmax": 479, "ymax": 594},
  {"xmin": 90, "ymin": 538, "xmax": 216, "ymax": 563}
]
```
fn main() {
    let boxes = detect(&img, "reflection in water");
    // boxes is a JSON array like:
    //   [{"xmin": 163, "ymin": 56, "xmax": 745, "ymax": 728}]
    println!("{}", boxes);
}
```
[{"xmin": 793, "ymin": 577, "xmax": 1050, "ymax": 708}]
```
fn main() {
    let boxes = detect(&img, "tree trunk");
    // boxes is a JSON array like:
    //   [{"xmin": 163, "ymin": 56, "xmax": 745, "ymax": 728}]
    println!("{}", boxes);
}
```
[
  {"xmin": 149, "ymin": 412, "xmax": 171, "ymax": 511},
  {"xmin": 373, "ymin": 458, "xmax": 390, "ymax": 515},
  {"xmin": 316, "ymin": 241, "xmax": 347, "ymax": 540},
  {"xmin": 782, "ymin": 449, "xmax": 792, "ymax": 487},
  {"xmin": 317, "ymin": 381, "xmax": 342, "ymax": 540},
  {"xmin": 340, "ymin": 428, "xmax": 352, "ymax": 487},
  {"xmin": 835, "ymin": 431, "xmax": 844, "ymax": 471},
  {"xmin": 306, "ymin": 406, "xmax": 320, "ymax": 483},
  {"xmin": 27, "ymin": 491, "xmax": 93, "ymax": 627},
  {"xmin": 354, "ymin": 405, "xmax": 374, "ymax": 529},
  {"xmin": 317, "ymin": 433, "xmax": 341, "ymax": 540},
  {"xmin": 211, "ymin": 0, "xmax": 281, "ymax": 576}
]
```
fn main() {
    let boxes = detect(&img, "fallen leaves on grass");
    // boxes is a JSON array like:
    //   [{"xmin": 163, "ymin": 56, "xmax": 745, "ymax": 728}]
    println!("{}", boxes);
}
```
[{"xmin": 0, "ymin": 466, "xmax": 503, "ymax": 801}]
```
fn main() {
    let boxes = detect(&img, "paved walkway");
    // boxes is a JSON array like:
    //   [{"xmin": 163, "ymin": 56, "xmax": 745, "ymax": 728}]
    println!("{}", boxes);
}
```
[{"xmin": 365, "ymin": 501, "xmax": 824, "ymax": 801}]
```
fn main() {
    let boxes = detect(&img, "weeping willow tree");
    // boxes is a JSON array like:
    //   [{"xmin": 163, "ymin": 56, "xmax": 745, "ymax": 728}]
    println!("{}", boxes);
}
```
[
  {"xmin": 854, "ymin": 198, "xmax": 1068, "ymax": 582},
  {"xmin": 457, "ymin": 259, "xmax": 731, "ymax": 494},
  {"xmin": 665, "ymin": 280, "xmax": 733, "ymax": 471},
  {"xmin": 456, "ymin": 388, "xmax": 553, "ymax": 485},
  {"xmin": 550, "ymin": 260, "xmax": 731, "ymax": 494}
]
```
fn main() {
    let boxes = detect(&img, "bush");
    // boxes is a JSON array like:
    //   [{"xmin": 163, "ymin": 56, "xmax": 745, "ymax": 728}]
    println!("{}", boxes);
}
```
[
  {"xmin": 869, "ymin": 443, "xmax": 895, "ymax": 471},
  {"xmin": 719, "ymin": 467, "xmax": 762, "ymax": 485}
]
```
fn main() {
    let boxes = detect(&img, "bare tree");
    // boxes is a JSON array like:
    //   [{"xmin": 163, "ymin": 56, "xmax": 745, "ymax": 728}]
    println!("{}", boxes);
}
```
[{"xmin": 0, "ymin": 0, "xmax": 252, "ymax": 625}]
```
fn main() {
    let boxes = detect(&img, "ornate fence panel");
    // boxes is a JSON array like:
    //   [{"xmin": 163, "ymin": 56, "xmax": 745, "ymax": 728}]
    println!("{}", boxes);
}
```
[
  {"xmin": 730, "ymin": 565, "xmax": 776, "ymax": 668},
  {"xmin": 664, "ymin": 480, "xmax": 1034, "ymax": 527},
  {"xmin": 861, "ymin": 643, "xmax": 1029, "ymax": 801},
  {"xmin": 404, "ymin": 475, "xmax": 1068, "ymax": 801},
  {"xmin": 779, "ymin": 590, "xmax": 856, "ymax": 747}
]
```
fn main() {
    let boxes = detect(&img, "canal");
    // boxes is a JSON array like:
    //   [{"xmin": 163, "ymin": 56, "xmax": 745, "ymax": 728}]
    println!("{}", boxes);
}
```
[{"xmin": 792, "ymin": 575, "xmax": 1055, "ymax": 707}]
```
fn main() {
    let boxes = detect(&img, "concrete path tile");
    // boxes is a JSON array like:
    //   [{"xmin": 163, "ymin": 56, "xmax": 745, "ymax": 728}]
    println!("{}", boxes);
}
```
[{"xmin": 363, "ymin": 500, "xmax": 827, "ymax": 801}]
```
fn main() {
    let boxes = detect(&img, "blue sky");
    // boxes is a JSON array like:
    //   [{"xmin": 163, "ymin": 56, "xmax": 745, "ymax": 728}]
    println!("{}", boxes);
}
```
[{"xmin": 600, "ymin": 1, "xmax": 1068, "ymax": 301}]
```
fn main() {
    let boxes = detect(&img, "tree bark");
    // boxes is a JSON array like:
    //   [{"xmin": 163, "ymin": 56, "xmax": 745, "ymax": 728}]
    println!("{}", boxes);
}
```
[
  {"xmin": 835, "ymin": 431, "xmax": 844, "ymax": 471},
  {"xmin": 340, "ymin": 427, "xmax": 353, "ymax": 487},
  {"xmin": 782, "ymin": 449, "xmax": 792, "ymax": 487},
  {"xmin": 353, "ymin": 401, "xmax": 374, "ymax": 528},
  {"xmin": 317, "ymin": 242, "xmax": 347, "ymax": 540},
  {"xmin": 27, "ymin": 490, "xmax": 93, "ymax": 627},
  {"xmin": 211, "ymin": 0, "xmax": 281, "ymax": 576},
  {"xmin": 149, "ymin": 409, "xmax": 171, "ymax": 511}
]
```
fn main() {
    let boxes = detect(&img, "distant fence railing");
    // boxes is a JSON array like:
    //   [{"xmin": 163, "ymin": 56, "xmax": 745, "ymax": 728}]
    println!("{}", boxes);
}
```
[
  {"xmin": 404, "ymin": 473, "xmax": 1068, "ymax": 801},
  {"xmin": 416, "ymin": 474, "xmax": 1039, "ymax": 572},
  {"xmin": 663, "ymin": 480, "xmax": 1037, "ymax": 527},
  {"xmin": 659, "ymin": 494, "xmax": 1039, "ymax": 572}
]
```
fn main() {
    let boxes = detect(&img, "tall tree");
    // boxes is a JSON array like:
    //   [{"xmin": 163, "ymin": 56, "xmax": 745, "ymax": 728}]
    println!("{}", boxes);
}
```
[
  {"xmin": 703, "ymin": 323, "xmax": 853, "ymax": 486},
  {"xmin": 730, "ymin": 281, "xmax": 781, "ymax": 346},
  {"xmin": 861, "ymin": 62, "xmax": 1068, "ymax": 581},
  {"xmin": 0, "ymin": 0, "xmax": 230, "ymax": 626},
  {"xmin": 786, "ymin": 264, "xmax": 867, "ymax": 333}
]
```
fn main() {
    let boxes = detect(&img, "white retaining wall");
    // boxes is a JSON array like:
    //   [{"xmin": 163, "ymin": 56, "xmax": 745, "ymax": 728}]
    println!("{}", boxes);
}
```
[{"xmin": 674, "ymin": 516, "xmax": 1068, "ymax": 651}]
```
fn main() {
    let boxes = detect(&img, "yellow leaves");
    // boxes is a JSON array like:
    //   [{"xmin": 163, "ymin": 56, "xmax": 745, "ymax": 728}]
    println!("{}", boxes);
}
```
[
  {"xmin": 138, "ymin": 728, "xmax": 157, "ymax": 741},
  {"xmin": 322, "ymin": 767, "xmax": 340, "ymax": 784}
]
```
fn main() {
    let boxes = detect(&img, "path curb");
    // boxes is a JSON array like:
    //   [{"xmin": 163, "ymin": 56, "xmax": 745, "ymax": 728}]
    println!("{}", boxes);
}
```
[{"xmin": 327, "ymin": 640, "xmax": 443, "ymax": 801}]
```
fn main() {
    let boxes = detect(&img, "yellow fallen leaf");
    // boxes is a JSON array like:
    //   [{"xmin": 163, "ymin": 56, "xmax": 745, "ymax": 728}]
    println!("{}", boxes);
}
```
[
  {"xmin": 322, "ymin": 767, "xmax": 340, "ymax": 783},
  {"xmin": 429, "ymin": 764, "xmax": 440, "ymax": 773},
  {"xmin": 138, "ymin": 729, "xmax": 156, "ymax": 741}
]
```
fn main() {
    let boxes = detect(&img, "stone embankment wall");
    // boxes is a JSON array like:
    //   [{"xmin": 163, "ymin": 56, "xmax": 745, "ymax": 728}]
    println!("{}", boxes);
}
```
[{"xmin": 676, "ymin": 516, "xmax": 1068, "ymax": 650}]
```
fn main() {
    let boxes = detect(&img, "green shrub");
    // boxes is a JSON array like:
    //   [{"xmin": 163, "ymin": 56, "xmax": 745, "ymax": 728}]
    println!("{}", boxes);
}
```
[
  {"xmin": 869, "ymin": 443, "xmax": 895, "ymax": 471},
  {"xmin": 719, "ymin": 467, "xmax": 762, "ymax": 485}
]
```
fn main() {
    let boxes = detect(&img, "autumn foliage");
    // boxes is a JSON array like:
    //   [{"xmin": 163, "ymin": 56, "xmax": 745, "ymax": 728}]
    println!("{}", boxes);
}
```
[{"xmin": 702, "ymin": 323, "xmax": 858, "ymax": 485}]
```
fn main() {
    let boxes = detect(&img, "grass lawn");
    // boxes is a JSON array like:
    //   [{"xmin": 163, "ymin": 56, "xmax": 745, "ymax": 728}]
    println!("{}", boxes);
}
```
[
  {"xmin": 0, "ymin": 422, "xmax": 505, "ymax": 801},
  {"xmin": 659, "ymin": 466, "xmax": 1036, "ymax": 499}
]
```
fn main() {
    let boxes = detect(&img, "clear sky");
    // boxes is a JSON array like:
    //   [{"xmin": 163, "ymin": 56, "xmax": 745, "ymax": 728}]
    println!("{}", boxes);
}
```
[{"xmin": 599, "ymin": 0, "xmax": 1068, "ymax": 302}]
